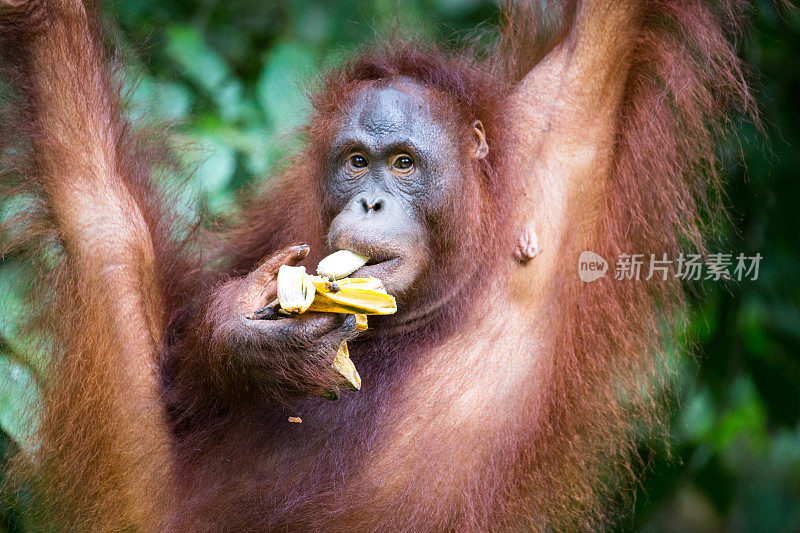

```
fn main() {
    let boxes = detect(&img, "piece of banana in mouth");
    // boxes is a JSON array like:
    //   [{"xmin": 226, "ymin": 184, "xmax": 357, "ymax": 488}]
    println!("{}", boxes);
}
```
[
  {"xmin": 265, "ymin": 249, "xmax": 397, "ymax": 396},
  {"xmin": 316, "ymin": 249, "xmax": 370, "ymax": 280}
]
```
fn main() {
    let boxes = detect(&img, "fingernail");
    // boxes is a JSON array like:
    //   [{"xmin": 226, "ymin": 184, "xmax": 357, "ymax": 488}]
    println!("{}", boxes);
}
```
[
  {"xmin": 247, "ymin": 305, "xmax": 278, "ymax": 320},
  {"xmin": 296, "ymin": 244, "xmax": 311, "ymax": 259}
]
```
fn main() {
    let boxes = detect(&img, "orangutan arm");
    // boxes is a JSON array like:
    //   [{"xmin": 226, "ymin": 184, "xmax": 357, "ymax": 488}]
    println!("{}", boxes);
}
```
[
  {"xmin": 0, "ymin": 0, "xmax": 171, "ymax": 528},
  {"xmin": 506, "ymin": 1, "xmax": 641, "ymax": 297}
]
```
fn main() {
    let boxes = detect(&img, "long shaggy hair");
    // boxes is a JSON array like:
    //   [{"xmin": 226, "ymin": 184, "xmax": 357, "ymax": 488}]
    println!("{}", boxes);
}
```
[{"xmin": 0, "ymin": 0, "xmax": 753, "ymax": 530}]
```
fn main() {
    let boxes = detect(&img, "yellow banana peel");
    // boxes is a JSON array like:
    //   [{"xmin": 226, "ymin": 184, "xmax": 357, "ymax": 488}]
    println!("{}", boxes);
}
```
[
  {"xmin": 307, "ymin": 277, "xmax": 397, "ymax": 315},
  {"xmin": 331, "ymin": 341, "xmax": 361, "ymax": 391}
]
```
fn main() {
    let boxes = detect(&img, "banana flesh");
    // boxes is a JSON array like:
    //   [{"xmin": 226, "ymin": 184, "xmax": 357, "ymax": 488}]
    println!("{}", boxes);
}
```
[
  {"xmin": 276, "ymin": 265, "xmax": 316, "ymax": 314},
  {"xmin": 316, "ymin": 249, "xmax": 369, "ymax": 280}
]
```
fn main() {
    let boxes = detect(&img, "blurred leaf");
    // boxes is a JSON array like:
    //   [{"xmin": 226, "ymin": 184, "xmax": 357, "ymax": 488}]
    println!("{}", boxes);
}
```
[
  {"xmin": 257, "ymin": 43, "xmax": 316, "ymax": 133},
  {"xmin": 0, "ymin": 356, "xmax": 38, "ymax": 453},
  {"xmin": 128, "ymin": 76, "xmax": 193, "ymax": 122},
  {"xmin": 681, "ymin": 388, "xmax": 715, "ymax": 442},
  {"xmin": 178, "ymin": 134, "xmax": 237, "ymax": 213},
  {"xmin": 166, "ymin": 26, "xmax": 230, "ymax": 94},
  {"xmin": 714, "ymin": 376, "xmax": 768, "ymax": 456}
]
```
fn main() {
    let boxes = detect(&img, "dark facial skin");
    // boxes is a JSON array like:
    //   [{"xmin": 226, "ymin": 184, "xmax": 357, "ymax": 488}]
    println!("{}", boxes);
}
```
[{"xmin": 324, "ymin": 80, "xmax": 465, "ymax": 297}]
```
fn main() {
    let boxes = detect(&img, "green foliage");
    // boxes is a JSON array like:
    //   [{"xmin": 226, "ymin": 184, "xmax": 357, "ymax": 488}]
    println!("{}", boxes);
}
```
[
  {"xmin": 621, "ymin": 4, "xmax": 800, "ymax": 530},
  {"xmin": 0, "ymin": 1, "xmax": 797, "ymax": 530}
]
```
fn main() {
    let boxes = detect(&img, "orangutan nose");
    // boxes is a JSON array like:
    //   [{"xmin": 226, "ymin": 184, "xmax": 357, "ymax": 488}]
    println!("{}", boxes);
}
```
[{"xmin": 359, "ymin": 196, "xmax": 384, "ymax": 213}]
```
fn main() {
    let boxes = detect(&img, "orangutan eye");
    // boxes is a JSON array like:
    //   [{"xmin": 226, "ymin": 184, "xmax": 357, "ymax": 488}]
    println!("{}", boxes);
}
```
[
  {"xmin": 348, "ymin": 153, "xmax": 368, "ymax": 169},
  {"xmin": 392, "ymin": 154, "xmax": 414, "ymax": 171}
]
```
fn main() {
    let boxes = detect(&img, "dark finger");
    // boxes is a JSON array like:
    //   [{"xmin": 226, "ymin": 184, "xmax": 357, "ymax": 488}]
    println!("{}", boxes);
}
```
[
  {"xmin": 249, "ymin": 244, "xmax": 311, "ymax": 286},
  {"xmin": 246, "ymin": 304, "xmax": 278, "ymax": 320},
  {"xmin": 249, "ymin": 312, "xmax": 344, "ymax": 346},
  {"xmin": 315, "ymin": 314, "xmax": 361, "ymax": 353},
  {"xmin": 338, "ymin": 314, "xmax": 360, "ymax": 341}
]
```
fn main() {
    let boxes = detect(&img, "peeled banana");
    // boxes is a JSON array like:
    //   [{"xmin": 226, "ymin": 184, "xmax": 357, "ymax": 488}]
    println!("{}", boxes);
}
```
[
  {"xmin": 276, "ymin": 266, "xmax": 397, "ymax": 316},
  {"xmin": 271, "ymin": 250, "xmax": 397, "ymax": 397},
  {"xmin": 316, "ymin": 249, "xmax": 369, "ymax": 280},
  {"xmin": 276, "ymin": 265, "xmax": 316, "ymax": 314}
]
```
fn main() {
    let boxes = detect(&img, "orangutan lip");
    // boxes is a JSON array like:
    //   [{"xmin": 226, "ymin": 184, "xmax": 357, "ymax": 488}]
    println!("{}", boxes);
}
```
[
  {"xmin": 365, "ymin": 256, "xmax": 394, "ymax": 266},
  {"xmin": 352, "ymin": 257, "xmax": 400, "ymax": 277}
]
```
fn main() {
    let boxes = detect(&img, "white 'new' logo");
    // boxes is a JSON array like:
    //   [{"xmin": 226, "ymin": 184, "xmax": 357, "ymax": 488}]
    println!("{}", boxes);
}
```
[{"xmin": 578, "ymin": 251, "xmax": 608, "ymax": 283}]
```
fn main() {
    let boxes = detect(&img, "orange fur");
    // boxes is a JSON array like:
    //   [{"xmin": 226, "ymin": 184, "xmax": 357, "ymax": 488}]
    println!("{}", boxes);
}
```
[{"xmin": 0, "ymin": 0, "xmax": 752, "ymax": 530}]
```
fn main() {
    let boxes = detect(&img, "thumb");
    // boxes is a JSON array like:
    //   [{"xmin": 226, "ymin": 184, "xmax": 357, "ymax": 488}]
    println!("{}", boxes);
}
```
[{"xmin": 247, "ymin": 244, "xmax": 311, "ymax": 296}]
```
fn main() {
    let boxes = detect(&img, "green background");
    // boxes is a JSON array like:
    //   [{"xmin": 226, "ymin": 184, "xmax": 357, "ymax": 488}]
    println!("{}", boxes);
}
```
[{"xmin": 1, "ymin": 1, "xmax": 799, "ymax": 531}]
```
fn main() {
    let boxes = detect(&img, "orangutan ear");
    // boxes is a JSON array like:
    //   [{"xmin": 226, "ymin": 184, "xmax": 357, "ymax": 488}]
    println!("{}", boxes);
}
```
[{"xmin": 471, "ymin": 120, "xmax": 489, "ymax": 160}]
